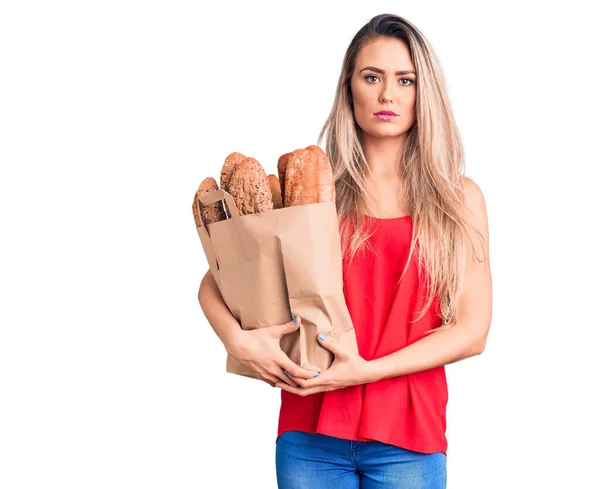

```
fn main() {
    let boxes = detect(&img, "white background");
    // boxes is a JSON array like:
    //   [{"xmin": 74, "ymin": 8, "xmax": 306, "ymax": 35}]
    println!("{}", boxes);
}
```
[{"xmin": 1, "ymin": 1, "xmax": 598, "ymax": 487}]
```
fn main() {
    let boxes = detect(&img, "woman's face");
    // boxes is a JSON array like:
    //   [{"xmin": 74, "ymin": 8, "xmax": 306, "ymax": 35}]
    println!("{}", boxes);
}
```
[{"xmin": 350, "ymin": 37, "xmax": 417, "ymax": 139}]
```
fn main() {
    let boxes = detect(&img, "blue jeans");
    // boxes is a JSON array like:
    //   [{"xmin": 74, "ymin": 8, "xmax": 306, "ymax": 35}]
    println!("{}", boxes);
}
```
[{"xmin": 276, "ymin": 431, "xmax": 446, "ymax": 489}]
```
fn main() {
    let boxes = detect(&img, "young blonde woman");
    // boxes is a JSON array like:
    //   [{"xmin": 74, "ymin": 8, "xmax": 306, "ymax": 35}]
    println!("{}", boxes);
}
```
[{"xmin": 198, "ymin": 13, "xmax": 492, "ymax": 489}]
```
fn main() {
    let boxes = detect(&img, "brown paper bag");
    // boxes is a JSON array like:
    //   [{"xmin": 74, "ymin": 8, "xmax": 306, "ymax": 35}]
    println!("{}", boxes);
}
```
[{"xmin": 195, "ymin": 188, "xmax": 357, "ymax": 380}]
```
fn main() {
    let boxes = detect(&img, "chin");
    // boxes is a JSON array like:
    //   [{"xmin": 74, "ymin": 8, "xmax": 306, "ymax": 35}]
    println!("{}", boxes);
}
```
[{"xmin": 366, "ymin": 126, "xmax": 410, "ymax": 138}]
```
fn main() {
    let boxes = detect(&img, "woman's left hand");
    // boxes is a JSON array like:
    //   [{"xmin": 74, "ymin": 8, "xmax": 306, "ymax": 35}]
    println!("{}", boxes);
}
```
[{"xmin": 277, "ymin": 332, "xmax": 375, "ymax": 396}]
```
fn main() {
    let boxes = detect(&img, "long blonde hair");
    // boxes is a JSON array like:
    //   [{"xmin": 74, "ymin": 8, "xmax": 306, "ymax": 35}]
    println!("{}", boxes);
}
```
[{"xmin": 317, "ymin": 13, "xmax": 485, "ymax": 331}]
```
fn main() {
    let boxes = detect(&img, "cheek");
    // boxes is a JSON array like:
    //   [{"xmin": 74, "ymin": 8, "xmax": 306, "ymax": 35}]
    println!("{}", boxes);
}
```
[
  {"xmin": 350, "ymin": 80, "xmax": 367, "ymax": 106},
  {"xmin": 351, "ymin": 87, "xmax": 370, "ymax": 110},
  {"xmin": 351, "ymin": 90, "xmax": 372, "ymax": 123},
  {"xmin": 406, "ymin": 90, "xmax": 417, "ymax": 111},
  {"xmin": 397, "ymin": 90, "xmax": 417, "ymax": 122}
]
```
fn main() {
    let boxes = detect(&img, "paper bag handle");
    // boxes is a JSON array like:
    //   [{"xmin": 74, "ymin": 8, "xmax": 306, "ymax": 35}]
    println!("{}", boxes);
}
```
[{"xmin": 195, "ymin": 189, "xmax": 254, "ymax": 271}]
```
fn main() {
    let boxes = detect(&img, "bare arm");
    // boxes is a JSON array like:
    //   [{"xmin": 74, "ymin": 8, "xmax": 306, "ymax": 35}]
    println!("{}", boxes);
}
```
[
  {"xmin": 366, "ymin": 176, "xmax": 493, "ymax": 381},
  {"xmin": 197, "ymin": 268, "xmax": 318, "ymax": 386},
  {"xmin": 279, "ymin": 176, "xmax": 493, "ymax": 395},
  {"xmin": 197, "ymin": 269, "xmax": 243, "ymax": 355}
]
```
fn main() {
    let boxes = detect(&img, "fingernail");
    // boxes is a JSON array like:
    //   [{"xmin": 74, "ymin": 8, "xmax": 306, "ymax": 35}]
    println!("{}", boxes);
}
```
[
  {"xmin": 283, "ymin": 371, "xmax": 289, "ymax": 376},
  {"xmin": 318, "ymin": 333, "xmax": 326, "ymax": 341},
  {"xmin": 313, "ymin": 372, "xmax": 319, "ymax": 377},
  {"xmin": 293, "ymin": 317, "xmax": 298, "ymax": 324},
  {"xmin": 276, "ymin": 385, "xmax": 281, "ymax": 388}
]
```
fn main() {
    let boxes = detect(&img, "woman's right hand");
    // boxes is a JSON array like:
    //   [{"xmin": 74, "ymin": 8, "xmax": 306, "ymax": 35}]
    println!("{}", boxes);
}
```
[{"xmin": 225, "ymin": 317, "xmax": 317, "ymax": 388}]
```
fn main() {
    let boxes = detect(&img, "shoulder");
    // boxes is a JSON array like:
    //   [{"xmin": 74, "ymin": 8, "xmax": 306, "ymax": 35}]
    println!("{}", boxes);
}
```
[
  {"xmin": 458, "ymin": 175, "xmax": 489, "ymax": 257},
  {"xmin": 459, "ymin": 176, "xmax": 487, "ymax": 218},
  {"xmin": 458, "ymin": 176, "xmax": 488, "ymax": 231}
]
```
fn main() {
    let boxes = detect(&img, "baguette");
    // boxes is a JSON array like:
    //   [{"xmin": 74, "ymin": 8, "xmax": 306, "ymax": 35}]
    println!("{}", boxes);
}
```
[
  {"xmin": 306, "ymin": 145, "xmax": 335, "ymax": 203},
  {"xmin": 192, "ymin": 177, "xmax": 226, "ymax": 226},
  {"xmin": 267, "ymin": 174, "xmax": 283, "ymax": 209},
  {"xmin": 277, "ymin": 152, "xmax": 291, "ymax": 204},
  {"xmin": 228, "ymin": 157, "xmax": 274, "ymax": 215},
  {"xmin": 284, "ymin": 148, "xmax": 319, "ymax": 207}
]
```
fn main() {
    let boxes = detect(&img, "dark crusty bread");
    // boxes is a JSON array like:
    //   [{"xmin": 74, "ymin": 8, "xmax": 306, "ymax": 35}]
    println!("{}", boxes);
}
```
[
  {"xmin": 284, "ymin": 148, "xmax": 319, "ymax": 207},
  {"xmin": 228, "ymin": 157, "xmax": 274, "ymax": 216},
  {"xmin": 267, "ymin": 174, "xmax": 283, "ymax": 209},
  {"xmin": 192, "ymin": 177, "xmax": 226, "ymax": 226},
  {"xmin": 220, "ymin": 152, "xmax": 247, "ymax": 193}
]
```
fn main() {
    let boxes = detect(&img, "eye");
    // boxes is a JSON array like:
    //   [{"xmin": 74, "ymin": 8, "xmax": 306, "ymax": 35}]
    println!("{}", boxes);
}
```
[{"xmin": 364, "ymin": 75, "xmax": 415, "ymax": 86}]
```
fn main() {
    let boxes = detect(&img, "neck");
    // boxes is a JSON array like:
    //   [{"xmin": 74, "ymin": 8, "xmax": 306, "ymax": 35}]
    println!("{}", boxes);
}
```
[
  {"xmin": 360, "ymin": 133, "xmax": 410, "ymax": 217},
  {"xmin": 361, "ymin": 132, "xmax": 407, "ymax": 184}
]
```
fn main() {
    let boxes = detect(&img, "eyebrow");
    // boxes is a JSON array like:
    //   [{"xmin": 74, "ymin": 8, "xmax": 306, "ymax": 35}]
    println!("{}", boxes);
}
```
[{"xmin": 359, "ymin": 66, "xmax": 416, "ymax": 76}]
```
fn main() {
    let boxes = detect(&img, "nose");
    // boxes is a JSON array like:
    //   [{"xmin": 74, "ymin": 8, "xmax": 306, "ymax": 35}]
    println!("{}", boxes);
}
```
[{"xmin": 379, "ymin": 85, "xmax": 393, "ymax": 104}]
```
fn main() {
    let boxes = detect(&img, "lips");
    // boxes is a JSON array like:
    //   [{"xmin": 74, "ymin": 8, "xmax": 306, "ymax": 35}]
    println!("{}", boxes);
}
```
[{"xmin": 375, "ymin": 110, "xmax": 398, "ymax": 122}]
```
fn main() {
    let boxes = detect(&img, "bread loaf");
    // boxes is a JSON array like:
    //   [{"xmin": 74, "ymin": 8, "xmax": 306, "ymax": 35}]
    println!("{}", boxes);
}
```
[
  {"xmin": 284, "ymin": 148, "xmax": 319, "ymax": 207},
  {"xmin": 306, "ymin": 145, "xmax": 335, "ymax": 203},
  {"xmin": 194, "ymin": 145, "xmax": 328, "ymax": 226},
  {"xmin": 228, "ymin": 157, "xmax": 274, "ymax": 215},
  {"xmin": 267, "ymin": 174, "xmax": 283, "ymax": 209},
  {"xmin": 220, "ymin": 152, "xmax": 246, "ymax": 193},
  {"xmin": 277, "ymin": 152, "xmax": 291, "ymax": 204},
  {"xmin": 192, "ymin": 177, "xmax": 226, "ymax": 226}
]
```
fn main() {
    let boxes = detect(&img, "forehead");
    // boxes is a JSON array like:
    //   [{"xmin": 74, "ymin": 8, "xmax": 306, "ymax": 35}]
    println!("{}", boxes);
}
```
[{"xmin": 355, "ymin": 37, "xmax": 415, "ymax": 72}]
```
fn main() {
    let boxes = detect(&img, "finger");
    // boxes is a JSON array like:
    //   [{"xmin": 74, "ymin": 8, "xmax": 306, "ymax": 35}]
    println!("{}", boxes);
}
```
[
  {"xmin": 316, "ymin": 332, "xmax": 344, "ymax": 357},
  {"xmin": 263, "ymin": 372, "xmax": 281, "ymax": 385},
  {"xmin": 287, "ymin": 376, "xmax": 310, "ymax": 389},
  {"xmin": 276, "ymin": 382, "xmax": 307, "ymax": 396},
  {"xmin": 284, "ymin": 370, "xmax": 316, "ymax": 387},
  {"xmin": 273, "ymin": 316, "xmax": 302, "ymax": 338},
  {"xmin": 279, "ymin": 357, "xmax": 319, "ymax": 380},
  {"xmin": 285, "ymin": 371, "xmax": 315, "ymax": 388},
  {"xmin": 285, "ymin": 372, "xmax": 303, "ymax": 385},
  {"xmin": 269, "ymin": 365, "xmax": 299, "ymax": 387},
  {"xmin": 276, "ymin": 381, "xmax": 328, "ymax": 397},
  {"xmin": 294, "ymin": 370, "xmax": 331, "ymax": 389},
  {"xmin": 278, "ymin": 371, "xmax": 300, "ymax": 388}
]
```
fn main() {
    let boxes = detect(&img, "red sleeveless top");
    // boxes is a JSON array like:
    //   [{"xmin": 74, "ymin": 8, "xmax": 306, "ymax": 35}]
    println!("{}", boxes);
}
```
[{"xmin": 276, "ymin": 214, "xmax": 449, "ymax": 455}]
